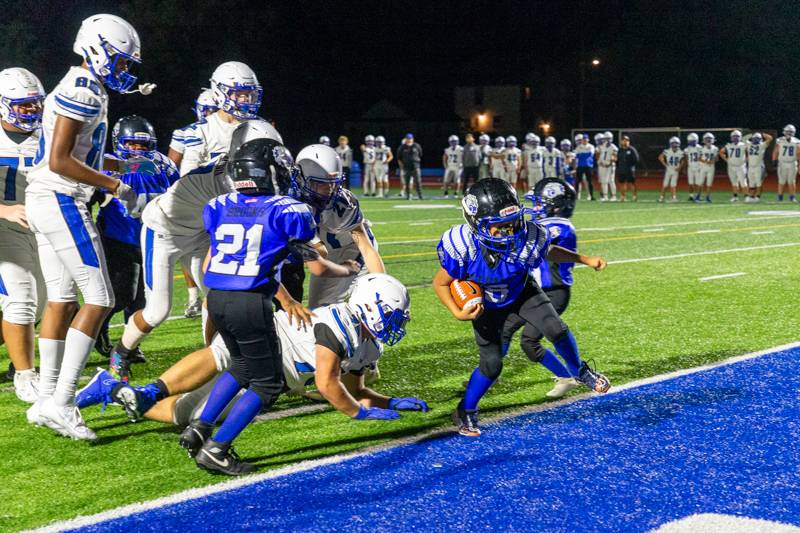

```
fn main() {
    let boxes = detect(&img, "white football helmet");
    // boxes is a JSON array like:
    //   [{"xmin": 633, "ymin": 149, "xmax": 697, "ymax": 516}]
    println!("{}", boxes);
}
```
[
  {"xmin": 703, "ymin": 132, "xmax": 715, "ymax": 144},
  {"xmin": 545, "ymin": 136, "xmax": 556, "ymax": 146},
  {"xmin": 73, "ymin": 14, "xmax": 140, "ymax": 93},
  {"xmin": 210, "ymin": 61, "xmax": 262, "ymax": 119},
  {"xmin": 560, "ymin": 139, "xmax": 572, "ymax": 150},
  {"xmin": 479, "ymin": 134, "xmax": 490, "ymax": 144},
  {"xmin": 228, "ymin": 118, "xmax": 284, "ymax": 158},
  {"xmin": 293, "ymin": 144, "xmax": 344, "ymax": 209},
  {"xmin": 375, "ymin": 135, "xmax": 385, "ymax": 146},
  {"xmin": 448, "ymin": 134, "xmax": 459, "ymax": 145},
  {"xmin": 784, "ymin": 124, "xmax": 796, "ymax": 138},
  {"xmin": 669, "ymin": 136, "xmax": 680, "ymax": 146},
  {"xmin": 751, "ymin": 132, "xmax": 763, "ymax": 144},
  {"xmin": 604, "ymin": 131, "xmax": 613, "ymax": 142},
  {"xmin": 364, "ymin": 134, "xmax": 375, "ymax": 145},
  {"xmin": 730, "ymin": 130, "xmax": 742, "ymax": 142},
  {"xmin": 494, "ymin": 136, "xmax": 506, "ymax": 147},
  {"xmin": 594, "ymin": 132, "xmax": 605, "ymax": 144},
  {"xmin": 687, "ymin": 132, "xmax": 699, "ymax": 144},
  {"xmin": 194, "ymin": 88, "xmax": 218, "ymax": 121},
  {"xmin": 525, "ymin": 132, "xmax": 535, "ymax": 143},
  {"xmin": 348, "ymin": 273, "xmax": 410, "ymax": 346},
  {"xmin": 529, "ymin": 134, "xmax": 541, "ymax": 146},
  {"xmin": 319, "ymin": 135, "xmax": 331, "ymax": 146},
  {"xmin": 0, "ymin": 68, "xmax": 45, "ymax": 131},
  {"xmin": 506, "ymin": 135, "xmax": 517, "ymax": 147},
  {"xmin": 574, "ymin": 133, "xmax": 583, "ymax": 144}
]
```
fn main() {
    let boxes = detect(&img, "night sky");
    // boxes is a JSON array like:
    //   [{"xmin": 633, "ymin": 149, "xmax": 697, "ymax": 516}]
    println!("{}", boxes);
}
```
[{"xmin": 1, "ymin": 0, "xmax": 797, "ymax": 160}]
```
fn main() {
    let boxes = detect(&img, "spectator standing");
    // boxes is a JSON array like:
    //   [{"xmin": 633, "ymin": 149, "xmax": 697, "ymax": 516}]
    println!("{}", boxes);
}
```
[
  {"xmin": 397, "ymin": 133, "xmax": 423, "ymax": 200},
  {"xmin": 617, "ymin": 135, "xmax": 640, "ymax": 202}
]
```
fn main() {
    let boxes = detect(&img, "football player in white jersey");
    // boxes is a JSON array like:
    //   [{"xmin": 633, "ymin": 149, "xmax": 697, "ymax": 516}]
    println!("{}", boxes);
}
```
[
  {"xmin": 478, "ymin": 134, "xmax": 492, "ymax": 180},
  {"xmin": 743, "ymin": 131, "xmax": 772, "ymax": 202},
  {"xmin": 167, "ymin": 88, "xmax": 217, "ymax": 168},
  {"xmin": 318, "ymin": 135, "xmax": 331, "ymax": 146},
  {"xmin": 542, "ymin": 136, "xmax": 563, "ymax": 179},
  {"xmin": 772, "ymin": 124, "xmax": 800, "ymax": 202},
  {"xmin": 684, "ymin": 133, "xmax": 703, "ymax": 202},
  {"xmin": 360, "ymin": 134, "xmax": 377, "ymax": 197},
  {"xmin": 657, "ymin": 137, "xmax": 685, "ymax": 202},
  {"xmin": 0, "ymin": 68, "xmax": 47, "ymax": 404},
  {"xmin": 442, "ymin": 135, "xmax": 463, "ymax": 198},
  {"xmin": 596, "ymin": 131, "xmax": 618, "ymax": 201},
  {"xmin": 503, "ymin": 135, "xmax": 522, "ymax": 188},
  {"xmin": 489, "ymin": 137, "xmax": 506, "ymax": 180},
  {"xmin": 24, "ymin": 14, "xmax": 143, "ymax": 440},
  {"xmin": 109, "ymin": 119, "xmax": 283, "ymax": 382},
  {"xmin": 720, "ymin": 130, "xmax": 747, "ymax": 202},
  {"xmin": 521, "ymin": 133, "xmax": 544, "ymax": 188},
  {"xmin": 374, "ymin": 135, "xmax": 392, "ymax": 198},
  {"xmin": 698, "ymin": 132, "xmax": 719, "ymax": 202},
  {"xmin": 179, "ymin": 62, "xmax": 262, "ymax": 175}
]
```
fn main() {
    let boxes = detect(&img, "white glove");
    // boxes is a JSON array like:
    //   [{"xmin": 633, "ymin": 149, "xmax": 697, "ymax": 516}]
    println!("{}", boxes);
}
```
[{"xmin": 114, "ymin": 181, "xmax": 142, "ymax": 218}]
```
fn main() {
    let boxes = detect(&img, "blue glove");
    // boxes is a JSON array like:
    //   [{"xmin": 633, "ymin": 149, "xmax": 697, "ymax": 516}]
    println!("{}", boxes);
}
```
[
  {"xmin": 388, "ymin": 397, "xmax": 430, "ymax": 412},
  {"xmin": 352, "ymin": 405, "xmax": 400, "ymax": 420}
]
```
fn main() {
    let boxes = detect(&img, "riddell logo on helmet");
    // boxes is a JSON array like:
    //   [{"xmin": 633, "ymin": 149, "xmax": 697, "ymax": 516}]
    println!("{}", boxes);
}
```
[
  {"xmin": 499, "ymin": 206, "xmax": 520, "ymax": 216},
  {"xmin": 234, "ymin": 180, "xmax": 257, "ymax": 188}
]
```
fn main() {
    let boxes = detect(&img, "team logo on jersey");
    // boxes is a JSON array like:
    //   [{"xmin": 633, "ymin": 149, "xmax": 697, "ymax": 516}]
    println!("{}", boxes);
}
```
[{"xmin": 463, "ymin": 194, "xmax": 479, "ymax": 215}]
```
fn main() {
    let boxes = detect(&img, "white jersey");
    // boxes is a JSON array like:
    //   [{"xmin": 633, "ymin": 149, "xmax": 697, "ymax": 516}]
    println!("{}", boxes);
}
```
[
  {"xmin": 745, "ymin": 141, "xmax": 768, "ymax": 166},
  {"xmin": 479, "ymin": 144, "xmax": 492, "ymax": 167},
  {"xmin": 723, "ymin": 142, "xmax": 746, "ymax": 166},
  {"xmin": 776, "ymin": 137, "xmax": 800, "ymax": 163},
  {"xmin": 542, "ymin": 147, "xmax": 563, "ymax": 177},
  {"xmin": 596, "ymin": 143, "xmax": 618, "ymax": 166},
  {"xmin": 169, "ymin": 120, "xmax": 204, "ymax": 156},
  {"xmin": 0, "ymin": 127, "xmax": 40, "ymax": 233},
  {"xmin": 684, "ymin": 145, "xmax": 702, "ymax": 167},
  {"xmin": 335, "ymin": 145, "xmax": 353, "ymax": 167},
  {"xmin": 444, "ymin": 145, "xmax": 463, "ymax": 168},
  {"xmin": 699, "ymin": 145, "xmax": 719, "ymax": 164},
  {"xmin": 362, "ymin": 146, "xmax": 377, "ymax": 166},
  {"xmin": 504, "ymin": 147, "xmax": 521, "ymax": 170},
  {"xmin": 179, "ymin": 113, "xmax": 241, "ymax": 175},
  {"xmin": 375, "ymin": 145, "xmax": 392, "ymax": 165},
  {"xmin": 489, "ymin": 148, "xmax": 506, "ymax": 172},
  {"xmin": 27, "ymin": 67, "xmax": 108, "ymax": 203},
  {"xmin": 314, "ymin": 189, "xmax": 371, "ymax": 262},
  {"xmin": 142, "ymin": 157, "xmax": 233, "ymax": 236},
  {"xmin": 523, "ymin": 145, "xmax": 545, "ymax": 173},
  {"xmin": 662, "ymin": 148, "xmax": 684, "ymax": 168}
]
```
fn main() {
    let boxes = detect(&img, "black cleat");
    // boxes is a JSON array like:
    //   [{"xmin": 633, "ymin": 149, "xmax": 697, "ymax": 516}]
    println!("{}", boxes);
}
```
[
  {"xmin": 451, "ymin": 407, "xmax": 481, "ymax": 437},
  {"xmin": 195, "ymin": 439, "xmax": 256, "ymax": 476},
  {"xmin": 179, "ymin": 420, "xmax": 213, "ymax": 458},
  {"xmin": 577, "ymin": 361, "xmax": 611, "ymax": 393},
  {"xmin": 95, "ymin": 330, "xmax": 112, "ymax": 357},
  {"xmin": 127, "ymin": 346, "xmax": 146, "ymax": 365}
]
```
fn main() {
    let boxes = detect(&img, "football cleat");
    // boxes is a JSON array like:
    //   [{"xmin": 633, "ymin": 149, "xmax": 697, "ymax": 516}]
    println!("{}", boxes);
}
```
[
  {"xmin": 451, "ymin": 407, "xmax": 481, "ymax": 437},
  {"xmin": 180, "ymin": 420, "xmax": 214, "ymax": 458},
  {"xmin": 195, "ymin": 439, "xmax": 256, "ymax": 476},
  {"xmin": 76, "ymin": 368, "xmax": 119, "ymax": 409},
  {"xmin": 545, "ymin": 377, "xmax": 580, "ymax": 399},
  {"xmin": 127, "ymin": 346, "xmax": 146, "ymax": 365},
  {"xmin": 577, "ymin": 362, "xmax": 611, "ymax": 393},
  {"xmin": 13, "ymin": 370, "xmax": 39, "ymax": 404},
  {"xmin": 108, "ymin": 349, "xmax": 131, "ymax": 383},
  {"xmin": 95, "ymin": 329, "xmax": 112, "ymax": 357},
  {"xmin": 26, "ymin": 398, "xmax": 45, "ymax": 426},
  {"xmin": 184, "ymin": 299, "xmax": 203, "ymax": 319},
  {"xmin": 113, "ymin": 383, "xmax": 159, "ymax": 422},
  {"xmin": 39, "ymin": 397, "xmax": 97, "ymax": 441}
]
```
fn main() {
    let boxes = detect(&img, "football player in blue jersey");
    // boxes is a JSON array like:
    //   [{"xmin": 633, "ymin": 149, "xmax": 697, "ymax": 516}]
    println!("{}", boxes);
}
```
[
  {"xmin": 92, "ymin": 115, "xmax": 179, "ymax": 359},
  {"xmin": 433, "ymin": 178, "xmax": 610, "ymax": 437},
  {"xmin": 181, "ymin": 138, "xmax": 360, "ymax": 475}
]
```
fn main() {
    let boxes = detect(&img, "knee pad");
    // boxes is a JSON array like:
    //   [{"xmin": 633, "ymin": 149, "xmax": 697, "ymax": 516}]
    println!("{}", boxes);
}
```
[
  {"xmin": 0, "ymin": 300, "xmax": 36, "ymax": 325},
  {"xmin": 249, "ymin": 377, "xmax": 285, "ymax": 410},
  {"xmin": 479, "ymin": 355, "xmax": 504, "ymax": 381},
  {"xmin": 142, "ymin": 298, "xmax": 171, "ymax": 328}
]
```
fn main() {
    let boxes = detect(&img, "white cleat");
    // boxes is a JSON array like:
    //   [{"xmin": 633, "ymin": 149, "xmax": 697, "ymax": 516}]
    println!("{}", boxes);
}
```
[
  {"xmin": 184, "ymin": 299, "xmax": 203, "ymax": 319},
  {"xmin": 610, "ymin": 195, "xmax": 618, "ymax": 202},
  {"xmin": 600, "ymin": 196, "xmax": 608, "ymax": 202},
  {"xmin": 14, "ymin": 370, "xmax": 40, "ymax": 404},
  {"xmin": 545, "ymin": 377, "xmax": 580, "ymax": 399},
  {"xmin": 39, "ymin": 397, "xmax": 97, "ymax": 441},
  {"xmin": 26, "ymin": 398, "xmax": 45, "ymax": 426},
  {"xmin": 730, "ymin": 196, "xmax": 738, "ymax": 202}
]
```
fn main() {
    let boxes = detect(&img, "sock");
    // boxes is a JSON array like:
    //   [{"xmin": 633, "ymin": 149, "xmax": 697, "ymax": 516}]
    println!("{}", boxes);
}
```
[
  {"xmin": 188, "ymin": 286, "xmax": 200, "ymax": 302},
  {"xmin": 610, "ymin": 182, "xmax": 617, "ymax": 196},
  {"xmin": 38, "ymin": 338, "xmax": 65, "ymax": 399},
  {"xmin": 53, "ymin": 328, "xmax": 95, "ymax": 406},
  {"xmin": 154, "ymin": 378, "xmax": 170, "ymax": 401},
  {"xmin": 539, "ymin": 349, "xmax": 572, "ymax": 378},
  {"xmin": 553, "ymin": 331, "xmax": 582, "ymax": 377},
  {"xmin": 199, "ymin": 371, "xmax": 243, "ymax": 425},
  {"xmin": 462, "ymin": 367, "xmax": 495, "ymax": 411},
  {"xmin": 213, "ymin": 388, "xmax": 263, "ymax": 444},
  {"xmin": 121, "ymin": 318, "xmax": 148, "ymax": 351}
]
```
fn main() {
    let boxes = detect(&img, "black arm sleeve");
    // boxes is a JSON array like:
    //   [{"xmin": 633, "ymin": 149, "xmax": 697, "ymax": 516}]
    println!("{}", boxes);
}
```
[{"xmin": 314, "ymin": 323, "xmax": 346, "ymax": 359}]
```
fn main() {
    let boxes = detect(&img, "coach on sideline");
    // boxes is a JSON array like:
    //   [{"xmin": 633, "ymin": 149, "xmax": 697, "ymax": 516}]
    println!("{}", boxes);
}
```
[
  {"xmin": 461, "ymin": 133, "xmax": 481, "ymax": 195},
  {"xmin": 397, "ymin": 133, "xmax": 424, "ymax": 200},
  {"xmin": 617, "ymin": 135, "xmax": 640, "ymax": 202}
]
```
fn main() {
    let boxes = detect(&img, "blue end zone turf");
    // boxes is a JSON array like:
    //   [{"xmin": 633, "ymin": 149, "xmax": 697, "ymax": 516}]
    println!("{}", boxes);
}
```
[{"xmin": 71, "ymin": 347, "xmax": 800, "ymax": 532}]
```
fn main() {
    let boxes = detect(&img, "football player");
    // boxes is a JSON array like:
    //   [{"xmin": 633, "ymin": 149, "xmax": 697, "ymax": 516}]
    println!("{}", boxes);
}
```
[
  {"xmin": 699, "ymin": 132, "xmax": 719, "ymax": 202},
  {"xmin": 684, "ymin": 133, "xmax": 703, "ymax": 202},
  {"xmin": 542, "ymin": 136, "xmax": 563, "ymax": 179},
  {"xmin": 574, "ymin": 133, "xmax": 595, "ymax": 201},
  {"xmin": 374, "ymin": 135, "xmax": 393, "ymax": 198},
  {"xmin": 504, "ymin": 135, "xmax": 522, "ymax": 188},
  {"xmin": 179, "ymin": 62, "xmax": 262, "ymax": 175},
  {"xmin": 182, "ymin": 138, "xmax": 360, "ymax": 475},
  {"xmin": 0, "ymin": 67, "xmax": 46, "ymax": 403},
  {"xmin": 93, "ymin": 116, "xmax": 179, "ymax": 360},
  {"xmin": 521, "ymin": 133, "xmax": 544, "ymax": 189},
  {"xmin": 478, "ymin": 134, "xmax": 492, "ymax": 181},
  {"xmin": 319, "ymin": 135, "xmax": 331, "ymax": 146},
  {"xmin": 109, "ymin": 119, "xmax": 283, "ymax": 381},
  {"xmin": 560, "ymin": 139, "xmax": 575, "ymax": 186},
  {"xmin": 334, "ymin": 135, "xmax": 353, "ymax": 189},
  {"xmin": 433, "ymin": 178, "xmax": 610, "ymax": 437},
  {"xmin": 442, "ymin": 135, "xmax": 463, "ymax": 198},
  {"xmin": 744, "ymin": 131, "xmax": 773, "ymax": 202},
  {"xmin": 167, "ymin": 88, "xmax": 217, "ymax": 168},
  {"xmin": 360, "ymin": 134, "xmax": 377, "ymax": 197},
  {"xmin": 657, "ymin": 137, "xmax": 685, "ymax": 203},
  {"xmin": 596, "ymin": 131, "xmax": 618, "ymax": 201},
  {"xmin": 720, "ymin": 130, "xmax": 747, "ymax": 202},
  {"xmin": 772, "ymin": 124, "xmax": 799, "ymax": 202},
  {"xmin": 24, "ymin": 14, "xmax": 142, "ymax": 440},
  {"xmin": 489, "ymin": 136, "xmax": 506, "ymax": 180}
]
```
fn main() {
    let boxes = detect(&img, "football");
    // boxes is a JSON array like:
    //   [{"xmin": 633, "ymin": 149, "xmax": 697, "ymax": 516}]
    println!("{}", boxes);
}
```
[{"xmin": 450, "ymin": 279, "xmax": 483, "ymax": 310}]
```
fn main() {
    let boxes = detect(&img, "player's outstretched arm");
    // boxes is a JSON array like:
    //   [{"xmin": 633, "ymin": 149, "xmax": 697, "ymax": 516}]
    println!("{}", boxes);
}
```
[
  {"xmin": 432, "ymin": 267, "xmax": 484, "ymax": 320},
  {"xmin": 306, "ymin": 257, "xmax": 361, "ymax": 278},
  {"xmin": 351, "ymin": 224, "xmax": 385, "ymax": 274},
  {"xmin": 275, "ymin": 283, "xmax": 315, "ymax": 330},
  {"xmin": 548, "ymin": 245, "xmax": 606, "ymax": 271},
  {"xmin": 342, "ymin": 373, "xmax": 430, "ymax": 412},
  {"xmin": 50, "ymin": 115, "xmax": 119, "ymax": 190}
]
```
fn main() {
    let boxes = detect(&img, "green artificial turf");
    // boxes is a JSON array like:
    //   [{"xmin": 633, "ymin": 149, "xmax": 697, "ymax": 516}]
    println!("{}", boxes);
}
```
[{"xmin": 1, "ymin": 190, "xmax": 799, "ymax": 530}]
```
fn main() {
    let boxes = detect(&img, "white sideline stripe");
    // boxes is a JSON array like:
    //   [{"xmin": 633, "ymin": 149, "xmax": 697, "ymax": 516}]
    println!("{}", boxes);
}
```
[
  {"xmin": 642, "ymin": 228, "xmax": 664, "ymax": 232},
  {"xmin": 33, "ymin": 341, "xmax": 800, "ymax": 533},
  {"xmin": 699, "ymin": 272, "xmax": 747, "ymax": 282},
  {"xmin": 695, "ymin": 229, "xmax": 720, "ymax": 234}
]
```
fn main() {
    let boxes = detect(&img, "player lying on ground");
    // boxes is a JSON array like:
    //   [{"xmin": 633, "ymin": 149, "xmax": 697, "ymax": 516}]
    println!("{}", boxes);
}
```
[{"xmin": 433, "ymin": 178, "xmax": 611, "ymax": 437}]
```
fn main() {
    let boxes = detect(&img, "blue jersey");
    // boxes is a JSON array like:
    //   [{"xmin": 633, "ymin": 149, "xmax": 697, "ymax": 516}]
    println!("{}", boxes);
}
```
[
  {"xmin": 437, "ymin": 222, "xmax": 550, "ymax": 308},
  {"xmin": 534, "ymin": 217, "xmax": 577, "ymax": 289},
  {"xmin": 203, "ymin": 193, "xmax": 317, "ymax": 293},
  {"xmin": 97, "ymin": 152, "xmax": 179, "ymax": 246},
  {"xmin": 575, "ymin": 144, "xmax": 594, "ymax": 168}
]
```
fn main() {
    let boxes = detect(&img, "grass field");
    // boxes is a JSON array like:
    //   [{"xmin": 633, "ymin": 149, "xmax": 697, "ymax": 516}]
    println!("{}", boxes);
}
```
[{"xmin": 2, "ymin": 189, "xmax": 799, "ymax": 531}]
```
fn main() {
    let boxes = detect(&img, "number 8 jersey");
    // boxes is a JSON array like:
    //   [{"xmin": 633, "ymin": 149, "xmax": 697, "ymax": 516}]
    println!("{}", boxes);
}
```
[
  {"xmin": 203, "ymin": 192, "xmax": 318, "ymax": 293},
  {"xmin": 27, "ymin": 67, "xmax": 108, "ymax": 203}
]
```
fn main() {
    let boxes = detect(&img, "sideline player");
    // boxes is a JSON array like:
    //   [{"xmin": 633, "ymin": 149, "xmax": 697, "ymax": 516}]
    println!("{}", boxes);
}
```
[
  {"xmin": 574, "ymin": 133, "xmax": 595, "ymax": 200},
  {"xmin": 478, "ymin": 134, "xmax": 492, "ymax": 181},
  {"xmin": 319, "ymin": 135, "xmax": 330, "ymax": 146},
  {"xmin": 442, "ymin": 135, "xmax": 463, "ymax": 198},
  {"xmin": 772, "ymin": 124, "xmax": 799, "ymax": 202},
  {"xmin": 596, "ymin": 131, "xmax": 618, "ymax": 201},
  {"xmin": 433, "ymin": 178, "xmax": 610, "ymax": 437},
  {"xmin": 699, "ymin": 132, "xmax": 719, "ymax": 202},
  {"xmin": 504, "ymin": 135, "xmax": 522, "ymax": 188},
  {"xmin": 658, "ymin": 137, "xmax": 685, "ymax": 203},
  {"xmin": 361, "ymin": 134, "xmax": 377, "ymax": 197},
  {"xmin": 521, "ymin": 133, "xmax": 544, "ymax": 189},
  {"xmin": 334, "ymin": 135, "xmax": 353, "ymax": 190},
  {"xmin": 374, "ymin": 135, "xmax": 392, "ymax": 198},
  {"xmin": 542, "ymin": 136, "xmax": 563, "ymax": 179},
  {"xmin": 25, "ymin": 14, "xmax": 142, "ymax": 440},
  {"xmin": 684, "ymin": 133, "xmax": 702, "ymax": 202},
  {"xmin": 560, "ymin": 139, "xmax": 575, "ymax": 186},
  {"xmin": 744, "ymin": 132, "xmax": 772, "ymax": 202},
  {"xmin": 0, "ymin": 67, "xmax": 46, "ymax": 403},
  {"xmin": 489, "ymin": 136, "xmax": 506, "ymax": 180},
  {"xmin": 720, "ymin": 130, "xmax": 747, "ymax": 202}
]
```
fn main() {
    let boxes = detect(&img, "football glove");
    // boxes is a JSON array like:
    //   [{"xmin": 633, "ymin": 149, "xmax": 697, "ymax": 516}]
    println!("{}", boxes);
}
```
[
  {"xmin": 388, "ymin": 397, "xmax": 430, "ymax": 412},
  {"xmin": 114, "ymin": 180, "xmax": 142, "ymax": 218},
  {"xmin": 352, "ymin": 405, "xmax": 400, "ymax": 420}
]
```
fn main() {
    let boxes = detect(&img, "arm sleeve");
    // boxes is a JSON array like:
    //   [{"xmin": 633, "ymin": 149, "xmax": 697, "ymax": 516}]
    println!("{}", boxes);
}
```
[
  {"xmin": 314, "ymin": 323, "xmax": 346, "ymax": 359},
  {"xmin": 202, "ymin": 202, "xmax": 216, "ymax": 236},
  {"xmin": 53, "ymin": 86, "xmax": 102, "ymax": 124}
]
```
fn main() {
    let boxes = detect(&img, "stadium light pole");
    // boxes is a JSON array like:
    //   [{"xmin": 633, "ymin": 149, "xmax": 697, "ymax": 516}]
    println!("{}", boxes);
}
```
[{"xmin": 578, "ymin": 58, "xmax": 601, "ymax": 129}]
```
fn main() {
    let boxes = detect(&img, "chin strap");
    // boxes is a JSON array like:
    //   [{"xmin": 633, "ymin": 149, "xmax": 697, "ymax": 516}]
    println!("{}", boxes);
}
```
[{"xmin": 122, "ymin": 83, "xmax": 157, "ymax": 95}]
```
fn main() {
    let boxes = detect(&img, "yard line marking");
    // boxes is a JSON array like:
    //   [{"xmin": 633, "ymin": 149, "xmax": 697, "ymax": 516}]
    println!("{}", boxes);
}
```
[
  {"xmin": 695, "ymin": 229, "xmax": 720, "ymax": 233},
  {"xmin": 409, "ymin": 222, "xmax": 433, "ymax": 226},
  {"xmin": 752, "ymin": 231, "xmax": 774, "ymax": 235},
  {"xmin": 37, "ymin": 341, "xmax": 800, "ymax": 533},
  {"xmin": 642, "ymin": 228, "xmax": 664, "ymax": 232},
  {"xmin": 699, "ymin": 272, "xmax": 747, "ymax": 282}
]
